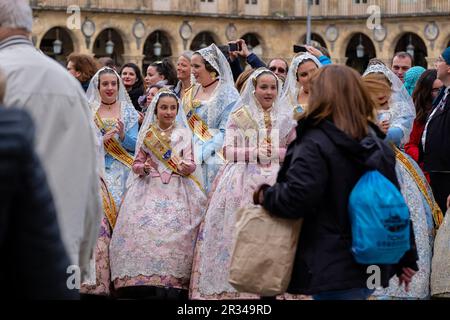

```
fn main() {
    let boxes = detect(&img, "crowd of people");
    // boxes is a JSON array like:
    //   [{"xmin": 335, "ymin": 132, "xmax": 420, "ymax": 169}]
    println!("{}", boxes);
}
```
[{"xmin": 1, "ymin": 0, "xmax": 450, "ymax": 300}]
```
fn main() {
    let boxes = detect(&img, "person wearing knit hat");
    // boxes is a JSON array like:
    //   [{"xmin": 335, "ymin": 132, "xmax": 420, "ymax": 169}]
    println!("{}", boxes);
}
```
[
  {"xmin": 422, "ymin": 47, "xmax": 450, "ymax": 214},
  {"xmin": 404, "ymin": 66, "xmax": 426, "ymax": 96}
]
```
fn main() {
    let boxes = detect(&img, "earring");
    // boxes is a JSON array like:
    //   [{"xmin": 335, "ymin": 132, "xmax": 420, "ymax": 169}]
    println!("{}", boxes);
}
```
[{"xmin": 210, "ymin": 72, "xmax": 217, "ymax": 80}]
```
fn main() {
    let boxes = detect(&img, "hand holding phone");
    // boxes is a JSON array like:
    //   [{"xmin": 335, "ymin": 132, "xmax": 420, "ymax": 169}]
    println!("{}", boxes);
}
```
[{"xmin": 229, "ymin": 42, "xmax": 241, "ymax": 52}]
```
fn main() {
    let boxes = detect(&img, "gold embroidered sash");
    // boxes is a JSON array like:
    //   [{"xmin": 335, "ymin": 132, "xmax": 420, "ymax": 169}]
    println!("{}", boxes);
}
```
[
  {"xmin": 231, "ymin": 105, "xmax": 259, "ymax": 135},
  {"xmin": 94, "ymin": 113, "xmax": 134, "ymax": 168},
  {"xmin": 99, "ymin": 177, "xmax": 117, "ymax": 229},
  {"xmin": 183, "ymin": 87, "xmax": 214, "ymax": 142},
  {"xmin": 182, "ymin": 86, "xmax": 225, "ymax": 161},
  {"xmin": 143, "ymin": 125, "xmax": 205, "ymax": 193},
  {"xmin": 394, "ymin": 147, "xmax": 444, "ymax": 229}
]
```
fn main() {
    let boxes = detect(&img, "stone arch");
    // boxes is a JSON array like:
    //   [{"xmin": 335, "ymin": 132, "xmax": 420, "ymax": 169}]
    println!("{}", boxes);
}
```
[
  {"xmin": 189, "ymin": 31, "xmax": 220, "ymax": 51},
  {"xmin": 39, "ymin": 26, "xmax": 76, "ymax": 66},
  {"xmin": 93, "ymin": 28, "xmax": 126, "ymax": 67},
  {"xmin": 394, "ymin": 32, "xmax": 428, "ymax": 68},
  {"xmin": 142, "ymin": 30, "xmax": 174, "ymax": 72},
  {"xmin": 345, "ymin": 33, "xmax": 377, "ymax": 74}
]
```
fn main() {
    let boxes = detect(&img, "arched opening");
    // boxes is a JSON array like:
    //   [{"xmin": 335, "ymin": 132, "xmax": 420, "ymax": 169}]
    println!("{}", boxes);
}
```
[
  {"xmin": 93, "ymin": 28, "xmax": 125, "ymax": 67},
  {"xmin": 241, "ymin": 32, "xmax": 263, "ymax": 58},
  {"xmin": 190, "ymin": 32, "xmax": 216, "ymax": 51},
  {"xmin": 345, "ymin": 33, "xmax": 376, "ymax": 74},
  {"xmin": 301, "ymin": 33, "xmax": 328, "ymax": 49},
  {"xmin": 39, "ymin": 27, "xmax": 74, "ymax": 66},
  {"xmin": 394, "ymin": 33, "xmax": 428, "ymax": 68},
  {"xmin": 142, "ymin": 30, "xmax": 173, "ymax": 73}
]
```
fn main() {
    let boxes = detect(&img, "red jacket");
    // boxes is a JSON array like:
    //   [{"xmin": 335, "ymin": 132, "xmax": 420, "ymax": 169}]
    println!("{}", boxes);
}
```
[{"xmin": 404, "ymin": 119, "xmax": 430, "ymax": 182}]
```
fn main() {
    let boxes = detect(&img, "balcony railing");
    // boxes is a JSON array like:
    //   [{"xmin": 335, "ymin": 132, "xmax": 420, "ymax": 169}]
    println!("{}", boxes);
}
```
[{"xmin": 32, "ymin": 0, "xmax": 450, "ymax": 16}]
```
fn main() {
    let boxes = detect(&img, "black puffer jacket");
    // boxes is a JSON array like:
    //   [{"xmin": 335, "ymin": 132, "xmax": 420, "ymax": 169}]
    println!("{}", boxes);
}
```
[
  {"xmin": 0, "ymin": 108, "xmax": 78, "ymax": 299},
  {"xmin": 262, "ymin": 118, "xmax": 418, "ymax": 295}
]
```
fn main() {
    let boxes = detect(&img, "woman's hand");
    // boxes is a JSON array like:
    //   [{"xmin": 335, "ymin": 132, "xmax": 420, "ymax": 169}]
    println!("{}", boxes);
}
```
[
  {"xmin": 305, "ymin": 45, "xmax": 323, "ymax": 58},
  {"xmin": 237, "ymin": 39, "xmax": 251, "ymax": 59},
  {"xmin": 103, "ymin": 128, "xmax": 118, "ymax": 144},
  {"xmin": 138, "ymin": 112, "xmax": 145, "ymax": 125},
  {"xmin": 253, "ymin": 185, "xmax": 265, "ymax": 205},
  {"xmin": 143, "ymin": 158, "xmax": 152, "ymax": 175},
  {"xmin": 177, "ymin": 160, "xmax": 192, "ymax": 176},
  {"xmin": 378, "ymin": 120, "xmax": 390, "ymax": 134},
  {"xmin": 116, "ymin": 119, "xmax": 125, "ymax": 141},
  {"xmin": 446, "ymin": 194, "xmax": 450, "ymax": 209},
  {"xmin": 398, "ymin": 267, "xmax": 416, "ymax": 292}
]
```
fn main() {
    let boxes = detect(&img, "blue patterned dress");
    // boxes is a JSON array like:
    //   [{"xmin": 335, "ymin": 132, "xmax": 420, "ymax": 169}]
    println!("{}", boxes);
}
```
[
  {"xmin": 183, "ymin": 84, "xmax": 239, "ymax": 193},
  {"xmin": 101, "ymin": 102, "xmax": 139, "ymax": 206}
]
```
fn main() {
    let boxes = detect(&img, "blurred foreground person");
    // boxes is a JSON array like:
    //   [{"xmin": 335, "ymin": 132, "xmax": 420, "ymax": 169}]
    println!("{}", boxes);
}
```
[
  {"xmin": 254, "ymin": 65, "xmax": 418, "ymax": 300},
  {"xmin": 0, "ymin": 105, "xmax": 78, "ymax": 299},
  {"xmin": 0, "ymin": 0, "xmax": 102, "ymax": 281}
]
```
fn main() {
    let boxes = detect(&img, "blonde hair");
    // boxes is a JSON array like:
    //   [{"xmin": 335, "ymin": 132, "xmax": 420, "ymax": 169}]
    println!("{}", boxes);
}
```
[
  {"xmin": 0, "ymin": 68, "xmax": 6, "ymax": 104},
  {"xmin": 361, "ymin": 74, "xmax": 392, "ymax": 110}
]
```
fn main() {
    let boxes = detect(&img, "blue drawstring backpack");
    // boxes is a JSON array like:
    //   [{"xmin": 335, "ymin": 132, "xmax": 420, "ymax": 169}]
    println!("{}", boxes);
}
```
[{"xmin": 348, "ymin": 170, "xmax": 410, "ymax": 264}]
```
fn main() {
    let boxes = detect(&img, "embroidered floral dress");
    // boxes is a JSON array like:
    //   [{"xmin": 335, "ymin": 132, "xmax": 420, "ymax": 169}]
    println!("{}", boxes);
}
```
[
  {"xmin": 80, "ymin": 178, "xmax": 116, "ymax": 296},
  {"xmin": 110, "ymin": 121, "xmax": 207, "ymax": 291},
  {"xmin": 189, "ymin": 69, "xmax": 296, "ymax": 300},
  {"xmin": 373, "ymin": 149, "xmax": 442, "ymax": 300}
]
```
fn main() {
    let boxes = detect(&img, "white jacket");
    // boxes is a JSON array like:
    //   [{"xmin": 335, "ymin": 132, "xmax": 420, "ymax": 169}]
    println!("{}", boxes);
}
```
[{"xmin": 0, "ymin": 36, "xmax": 102, "ymax": 282}]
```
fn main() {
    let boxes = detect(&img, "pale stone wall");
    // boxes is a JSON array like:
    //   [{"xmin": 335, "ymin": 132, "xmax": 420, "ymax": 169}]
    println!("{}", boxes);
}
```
[{"xmin": 31, "ymin": 1, "xmax": 450, "ymax": 70}]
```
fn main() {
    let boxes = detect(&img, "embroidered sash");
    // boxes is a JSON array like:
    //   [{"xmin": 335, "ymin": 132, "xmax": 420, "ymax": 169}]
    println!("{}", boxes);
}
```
[
  {"xmin": 94, "ymin": 113, "xmax": 134, "ymax": 168},
  {"xmin": 143, "ymin": 126, "xmax": 205, "ymax": 193},
  {"xmin": 183, "ymin": 87, "xmax": 214, "ymax": 142},
  {"xmin": 394, "ymin": 147, "xmax": 444, "ymax": 229},
  {"xmin": 231, "ymin": 105, "xmax": 259, "ymax": 135},
  {"xmin": 99, "ymin": 177, "xmax": 117, "ymax": 229},
  {"xmin": 183, "ymin": 86, "xmax": 225, "ymax": 161}
]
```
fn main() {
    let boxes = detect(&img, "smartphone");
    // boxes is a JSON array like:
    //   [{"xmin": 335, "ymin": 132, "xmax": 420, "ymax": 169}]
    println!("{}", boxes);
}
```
[
  {"xmin": 229, "ymin": 43, "xmax": 241, "ymax": 52},
  {"xmin": 293, "ymin": 45, "xmax": 308, "ymax": 53}
]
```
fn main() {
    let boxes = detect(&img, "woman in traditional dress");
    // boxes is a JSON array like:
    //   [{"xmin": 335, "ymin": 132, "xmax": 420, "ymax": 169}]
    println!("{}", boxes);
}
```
[
  {"xmin": 79, "ymin": 177, "xmax": 117, "ymax": 298},
  {"xmin": 283, "ymin": 52, "xmax": 322, "ymax": 118},
  {"xmin": 189, "ymin": 68, "xmax": 296, "ymax": 300},
  {"xmin": 182, "ymin": 44, "xmax": 240, "ymax": 193},
  {"xmin": 79, "ymin": 126, "xmax": 117, "ymax": 298},
  {"xmin": 86, "ymin": 67, "xmax": 139, "ymax": 207},
  {"xmin": 109, "ymin": 90, "xmax": 207, "ymax": 299},
  {"xmin": 362, "ymin": 60, "xmax": 415, "ymax": 148},
  {"xmin": 362, "ymin": 62, "xmax": 443, "ymax": 299}
]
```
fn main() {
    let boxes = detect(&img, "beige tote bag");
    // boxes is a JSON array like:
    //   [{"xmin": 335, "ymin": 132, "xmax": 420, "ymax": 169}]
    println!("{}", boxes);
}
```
[
  {"xmin": 431, "ymin": 208, "xmax": 450, "ymax": 298},
  {"xmin": 228, "ymin": 205, "xmax": 303, "ymax": 296}
]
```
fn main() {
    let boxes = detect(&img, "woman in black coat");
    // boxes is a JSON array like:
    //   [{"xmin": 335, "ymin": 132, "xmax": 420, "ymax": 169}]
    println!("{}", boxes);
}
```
[{"xmin": 254, "ymin": 65, "xmax": 418, "ymax": 300}]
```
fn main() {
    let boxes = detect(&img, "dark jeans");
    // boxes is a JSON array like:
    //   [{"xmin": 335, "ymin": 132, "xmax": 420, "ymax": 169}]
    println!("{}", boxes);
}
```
[
  {"xmin": 429, "ymin": 172, "xmax": 450, "ymax": 214},
  {"xmin": 313, "ymin": 288, "xmax": 374, "ymax": 300}
]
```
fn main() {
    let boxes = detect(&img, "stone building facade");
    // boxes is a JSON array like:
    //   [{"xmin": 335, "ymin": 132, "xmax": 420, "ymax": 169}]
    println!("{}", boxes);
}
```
[{"xmin": 31, "ymin": 0, "xmax": 450, "ymax": 72}]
